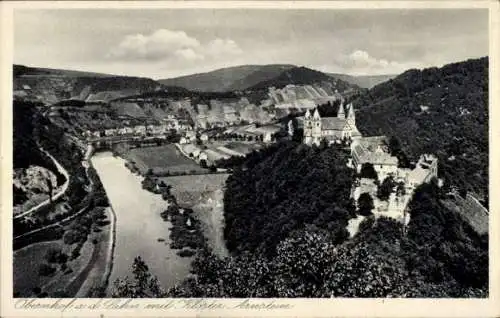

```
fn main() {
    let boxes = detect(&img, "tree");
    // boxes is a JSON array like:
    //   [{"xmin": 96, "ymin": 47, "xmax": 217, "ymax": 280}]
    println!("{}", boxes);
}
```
[
  {"xmin": 200, "ymin": 159, "xmax": 208, "ymax": 169},
  {"xmin": 360, "ymin": 163, "xmax": 378, "ymax": 180},
  {"xmin": 38, "ymin": 264, "xmax": 56, "ymax": 276},
  {"xmin": 396, "ymin": 182, "xmax": 406, "ymax": 196},
  {"xmin": 63, "ymin": 230, "xmax": 82, "ymax": 245},
  {"xmin": 111, "ymin": 256, "xmax": 164, "ymax": 298},
  {"xmin": 388, "ymin": 136, "xmax": 402, "ymax": 156},
  {"xmin": 357, "ymin": 192, "xmax": 374, "ymax": 216},
  {"xmin": 377, "ymin": 176, "xmax": 395, "ymax": 201},
  {"xmin": 45, "ymin": 248, "xmax": 68, "ymax": 264}
]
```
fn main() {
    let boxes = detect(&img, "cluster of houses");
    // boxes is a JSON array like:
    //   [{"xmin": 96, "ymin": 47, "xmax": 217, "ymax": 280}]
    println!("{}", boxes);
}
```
[
  {"xmin": 223, "ymin": 124, "xmax": 282, "ymax": 143},
  {"xmin": 81, "ymin": 116, "xmax": 193, "ymax": 140}
]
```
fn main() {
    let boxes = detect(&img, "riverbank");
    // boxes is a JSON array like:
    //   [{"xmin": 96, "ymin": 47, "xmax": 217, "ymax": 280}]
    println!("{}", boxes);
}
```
[{"xmin": 75, "ymin": 206, "xmax": 117, "ymax": 297}]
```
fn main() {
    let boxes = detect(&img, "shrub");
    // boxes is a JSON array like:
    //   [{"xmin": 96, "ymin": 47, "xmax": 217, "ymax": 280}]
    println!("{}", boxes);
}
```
[
  {"xmin": 358, "ymin": 192, "xmax": 374, "ymax": 216},
  {"xmin": 44, "ymin": 248, "xmax": 68, "ymax": 264},
  {"xmin": 377, "ymin": 176, "xmax": 395, "ymax": 201},
  {"xmin": 38, "ymin": 263, "xmax": 56, "ymax": 276},
  {"xmin": 177, "ymin": 249, "xmax": 196, "ymax": 257},
  {"xmin": 63, "ymin": 230, "xmax": 81, "ymax": 245},
  {"xmin": 360, "ymin": 163, "xmax": 378, "ymax": 180}
]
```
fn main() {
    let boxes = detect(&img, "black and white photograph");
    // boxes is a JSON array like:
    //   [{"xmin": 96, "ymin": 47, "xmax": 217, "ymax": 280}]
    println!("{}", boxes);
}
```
[{"xmin": 1, "ymin": 1, "xmax": 498, "ymax": 316}]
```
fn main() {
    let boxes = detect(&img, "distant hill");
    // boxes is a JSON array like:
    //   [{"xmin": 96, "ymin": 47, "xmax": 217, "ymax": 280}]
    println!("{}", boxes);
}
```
[
  {"xmin": 352, "ymin": 57, "xmax": 488, "ymax": 198},
  {"xmin": 247, "ymin": 66, "xmax": 360, "ymax": 92},
  {"xmin": 14, "ymin": 64, "xmax": 118, "ymax": 78},
  {"xmin": 328, "ymin": 73, "xmax": 397, "ymax": 89},
  {"xmin": 13, "ymin": 64, "xmax": 164, "ymax": 104},
  {"xmin": 159, "ymin": 64, "xmax": 362, "ymax": 94},
  {"xmin": 158, "ymin": 64, "xmax": 296, "ymax": 92}
]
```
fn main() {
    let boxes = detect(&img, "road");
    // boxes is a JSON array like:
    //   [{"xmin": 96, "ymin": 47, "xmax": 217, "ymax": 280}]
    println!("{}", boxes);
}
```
[
  {"xmin": 14, "ymin": 147, "xmax": 70, "ymax": 220},
  {"xmin": 14, "ymin": 145, "xmax": 95, "ymax": 240}
]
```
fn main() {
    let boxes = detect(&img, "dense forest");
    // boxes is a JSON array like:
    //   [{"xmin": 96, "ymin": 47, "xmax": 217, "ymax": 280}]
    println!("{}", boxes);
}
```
[
  {"xmin": 352, "ymin": 57, "xmax": 488, "ymax": 199},
  {"xmin": 114, "ymin": 142, "xmax": 487, "ymax": 298},
  {"xmin": 223, "ymin": 141, "xmax": 355, "ymax": 256}
]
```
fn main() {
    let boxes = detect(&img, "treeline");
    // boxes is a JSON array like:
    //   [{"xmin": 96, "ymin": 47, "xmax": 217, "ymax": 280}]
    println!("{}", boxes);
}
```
[{"xmin": 352, "ymin": 57, "xmax": 488, "ymax": 199}]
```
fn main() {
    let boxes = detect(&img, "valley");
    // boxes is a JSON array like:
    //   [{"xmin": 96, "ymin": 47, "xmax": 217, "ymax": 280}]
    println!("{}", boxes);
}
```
[{"xmin": 11, "ymin": 56, "xmax": 489, "ymax": 299}]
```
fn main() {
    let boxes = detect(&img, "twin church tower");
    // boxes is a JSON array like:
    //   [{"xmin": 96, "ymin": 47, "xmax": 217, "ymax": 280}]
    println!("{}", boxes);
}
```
[{"xmin": 303, "ymin": 102, "xmax": 361, "ymax": 146}]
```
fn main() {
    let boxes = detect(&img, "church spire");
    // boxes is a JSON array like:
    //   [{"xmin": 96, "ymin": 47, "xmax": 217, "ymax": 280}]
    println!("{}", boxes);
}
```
[
  {"xmin": 337, "ymin": 102, "xmax": 345, "ymax": 119},
  {"xmin": 305, "ymin": 109, "xmax": 311, "ymax": 119},
  {"xmin": 346, "ymin": 103, "xmax": 355, "ymax": 119},
  {"xmin": 346, "ymin": 103, "xmax": 356, "ymax": 127},
  {"xmin": 313, "ymin": 108, "xmax": 321, "ymax": 120}
]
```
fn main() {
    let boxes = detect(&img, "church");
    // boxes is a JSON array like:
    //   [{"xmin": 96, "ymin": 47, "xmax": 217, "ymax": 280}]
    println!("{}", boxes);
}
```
[{"xmin": 303, "ymin": 102, "xmax": 361, "ymax": 146}]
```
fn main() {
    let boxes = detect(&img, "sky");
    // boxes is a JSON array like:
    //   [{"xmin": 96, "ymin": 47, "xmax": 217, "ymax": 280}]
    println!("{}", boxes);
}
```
[{"xmin": 14, "ymin": 9, "xmax": 488, "ymax": 79}]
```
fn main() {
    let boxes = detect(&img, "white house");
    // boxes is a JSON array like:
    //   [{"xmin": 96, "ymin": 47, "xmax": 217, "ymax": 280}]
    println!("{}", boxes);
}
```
[
  {"xmin": 134, "ymin": 125, "xmax": 146, "ymax": 135},
  {"xmin": 104, "ymin": 129, "xmax": 117, "ymax": 137}
]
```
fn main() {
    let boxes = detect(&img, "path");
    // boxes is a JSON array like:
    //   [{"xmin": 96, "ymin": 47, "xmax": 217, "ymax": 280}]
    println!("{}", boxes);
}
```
[{"xmin": 14, "ymin": 145, "xmax": 94, "ymax": 241}]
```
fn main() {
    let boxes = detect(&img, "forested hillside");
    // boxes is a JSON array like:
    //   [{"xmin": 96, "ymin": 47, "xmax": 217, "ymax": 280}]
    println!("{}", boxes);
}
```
[
  {"xmin": 223, "ymin": 141, "xmax": 355, "ymax": 256},
  {"xmin": 352, "ymin": 57, "xmax": 488, "ymax": 199}
]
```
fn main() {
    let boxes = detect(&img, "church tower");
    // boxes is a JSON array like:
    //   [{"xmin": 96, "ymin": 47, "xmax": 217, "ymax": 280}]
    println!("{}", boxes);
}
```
[
  {"xmin": 303, "ymin": 109, "xmax": 313, "ymax": 145},
  {"xmin": 337, "ymin": 102, "xmax": 345, "ymax": 119},
  {"xmin": 346, "ymin": 103, "xmax": 356, "ymax": 128},
  {"xmin": 312, "ymin": 108, "xmax": 322, "ymax": 145}
]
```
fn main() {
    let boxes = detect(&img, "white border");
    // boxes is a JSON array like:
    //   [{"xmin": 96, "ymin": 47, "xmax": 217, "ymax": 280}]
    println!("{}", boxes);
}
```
[{"xmin": 1, "ymin": 2, "xmax": 499, "ymax": 317}]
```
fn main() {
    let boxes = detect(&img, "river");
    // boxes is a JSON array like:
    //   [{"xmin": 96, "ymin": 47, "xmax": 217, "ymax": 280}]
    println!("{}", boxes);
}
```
[{"xmin": 91, "ymin": 152, "xmax": 192, "ymax": 295}]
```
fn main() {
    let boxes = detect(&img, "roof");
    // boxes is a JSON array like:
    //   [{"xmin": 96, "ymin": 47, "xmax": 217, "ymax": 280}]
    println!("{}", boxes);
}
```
[
  {"xmin": 254, "ymin": 125, "xmax": 281, "ymax": 134},
  {"xmin": 408, "ymin": 166, "xmax": 431, "ymax": 184},
  {"xmin": 182, "ymin": 144, "xmax": 201, "ymax": 155},
  {"xmin": 321, "ymin": 117, "xmax": 348, "ymax": 130},
  {"xmin": 352, "ymin": 144, "xmax": 398, "ymax": 166}
]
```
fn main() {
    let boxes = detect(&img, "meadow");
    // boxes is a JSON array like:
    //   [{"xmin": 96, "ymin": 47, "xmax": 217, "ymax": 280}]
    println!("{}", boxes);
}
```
[
  {"xmin": 158, "ymin": 173, "xmax": 230, "ymax": 207},
  {"xmin": 125, "ymin": 144, "xmax": 207, "ymax": 175}
]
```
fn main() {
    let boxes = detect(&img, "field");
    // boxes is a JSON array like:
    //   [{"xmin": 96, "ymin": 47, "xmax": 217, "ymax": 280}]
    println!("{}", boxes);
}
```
[
  {"xmin": 192, "ymin": 189, "xmax": 229, "ymax": 258},
  {"xmin": 125, "ymin": 144, "xmax": 207, "ymax": 175},
  {"xmin": 159, "ymin": 173, "xmax": 230, "ymax": 257},
  {"xmin": 159, "ymin": 173, "xmax": 230, "ymax": 207}
]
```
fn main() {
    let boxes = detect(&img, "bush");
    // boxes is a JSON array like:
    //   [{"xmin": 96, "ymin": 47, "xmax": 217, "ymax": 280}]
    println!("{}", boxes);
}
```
[
  {"xmin": 44, "ymin": 247, "xmax": 62, "ymax": 263},
  {"xmin": 360, "ymin": 163, "xmax": 378, "ymax": 180},
  {"xmin": 71, "ymin": 243, "xmax": 83, "ymax": 260},
  {"xmin": 358, "ymin": 192, "xmax": 374, "ymax": 216},
  {"xmin": 377, "ymin": 176, "xmax": 395, "ymax": 201},
  {"xmin": 38, "ymin": 263, "xmax": 56, "ymax": 276},
  {"xmin": 177, "ymin": 249, "xmax": 196, "ymax": 257},
  {"xmin": 63, "ymin": 230, "xmax": 81, "ymax": 245}
]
